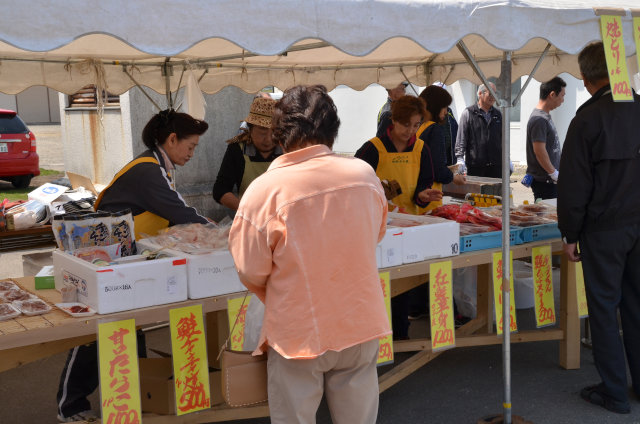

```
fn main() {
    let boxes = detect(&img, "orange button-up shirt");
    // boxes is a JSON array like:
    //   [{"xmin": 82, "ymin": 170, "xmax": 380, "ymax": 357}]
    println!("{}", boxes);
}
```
[{"xmin": 229, "ymin": 145, "xmax": 391, "ymax": 359}]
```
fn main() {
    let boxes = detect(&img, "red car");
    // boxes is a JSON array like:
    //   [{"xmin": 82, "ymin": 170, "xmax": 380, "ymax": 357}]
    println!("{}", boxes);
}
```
[{"xmin": 0, "ymin": 109, "xmax": 39, "ymax": 188}]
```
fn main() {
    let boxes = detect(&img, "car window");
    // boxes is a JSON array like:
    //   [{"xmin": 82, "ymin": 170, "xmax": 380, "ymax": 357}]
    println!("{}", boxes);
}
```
[{"xmin": 0, "ymin": 115, "xmax": 28, "ymax": 133}]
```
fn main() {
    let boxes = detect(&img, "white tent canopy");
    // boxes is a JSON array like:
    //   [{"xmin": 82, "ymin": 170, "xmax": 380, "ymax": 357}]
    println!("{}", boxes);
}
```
[{"xmin": 1, "ymin": 0, "xmax": 638, "ymax": 95}]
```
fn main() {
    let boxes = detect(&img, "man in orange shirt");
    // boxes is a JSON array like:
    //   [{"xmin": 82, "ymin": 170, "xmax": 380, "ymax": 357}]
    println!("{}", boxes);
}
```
[{"xmin": 229, "ymin": 85, "xmax": 391, "ymax": 424}]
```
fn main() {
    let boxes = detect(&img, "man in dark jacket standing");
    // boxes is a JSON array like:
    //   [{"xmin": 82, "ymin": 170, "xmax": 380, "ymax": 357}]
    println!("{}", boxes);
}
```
[
  {"xmin": 558, "ymin": 41, "xmax": 640, "ymax": 415},
  {"xmin": 455, "ymin": 82, "xmax": 503, "ymax": 177}
]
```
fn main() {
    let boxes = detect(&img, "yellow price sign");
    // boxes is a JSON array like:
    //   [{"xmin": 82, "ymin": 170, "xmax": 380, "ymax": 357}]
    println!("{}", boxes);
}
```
[
  {"xmin": 576, "ymin": 262, "xmax": 589, "ymax": 318},
  {"xmin": 98, "ymin": 319, "xmax": 142, "ymax": 424},
  {"xmin": 633, "ymin": 15, "xmax": 640, "ymax": 78},
  {"xmin": 600, "ymin": 15, "xmax": 634, "ymax": 102},
  {"xmin": 377, "ymin": 272, "xmax": 394, "ymax": 365},
  {"xmin": 169, "ymin": 304, "xmax": 211, "ymax": 415},
  {"xmin": 492, "ymin": 251, "xmax": 518, "ymax": 335},
  {"xmin": 227, "ymin": 296, "xmax": 250, "ymax": 351},
  {"xmin": 429, "ymin": 261, "xmax": 455, "ymax": 351},
  {"xmin": 532, "ymin": 246, "xmax": 556, "ymax": 328}
]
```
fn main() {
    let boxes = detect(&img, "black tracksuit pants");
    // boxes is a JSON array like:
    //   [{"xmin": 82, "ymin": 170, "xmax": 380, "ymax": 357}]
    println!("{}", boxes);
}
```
[
  {"xmin": 56, "ymin": 330, "xmax": 147, "ymax": 418},
  {"xmin": 579, "ymin": 223, "xmax": 640, "ymax": 406}
]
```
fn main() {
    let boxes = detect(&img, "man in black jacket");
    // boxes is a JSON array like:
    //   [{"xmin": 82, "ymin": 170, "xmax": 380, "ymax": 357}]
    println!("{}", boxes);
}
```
[
  {"xmin": 455, "ymin": 83, "xmax": 503, "ymax": 177},
  {"xmin": 558, "ymin": 41, "xmax": 640, "ymax": 415}
]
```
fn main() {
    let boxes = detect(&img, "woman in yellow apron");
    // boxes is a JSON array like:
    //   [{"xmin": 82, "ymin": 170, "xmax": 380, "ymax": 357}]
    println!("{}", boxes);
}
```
[
  {"xmin": 355, "ymin": 95, "xmax": 442, "ymax": 340},
  {"xmin": 94, "ymin": 109, "xmax": 209, "ymax": 239},
  {"xmin": 56, "ymin": 110, "xmax": 208, "ymax": 422},
  {"xmin": 355, "ymin": 95, "xmax": 442, "ymax": 215},
  {"xmin": 416, "ymin": 85, "xmax": 467, "ymax": 211},
  {"xmin": 213, "ymin": 96, "xmax": 282, "ymax": 211}
]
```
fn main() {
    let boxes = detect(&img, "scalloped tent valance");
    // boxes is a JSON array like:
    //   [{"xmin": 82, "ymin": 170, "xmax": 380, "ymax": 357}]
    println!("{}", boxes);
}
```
[{"xmin": 0, "ymin": 0, "xmax": 637, "ymax": 95}]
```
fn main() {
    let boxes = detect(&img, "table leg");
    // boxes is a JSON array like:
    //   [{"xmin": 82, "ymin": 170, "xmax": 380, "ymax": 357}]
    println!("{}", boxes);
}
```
[
  {"xmin": 475, "ymin": 263, "xmax": 493, "ymax": 334},
  {"xmin": 559, "ymin": 255, "xmax": 580, "ymax": 369},
  {"xmin": 206, "ymin": 310, "xmax": 229, "ymax": 369}
]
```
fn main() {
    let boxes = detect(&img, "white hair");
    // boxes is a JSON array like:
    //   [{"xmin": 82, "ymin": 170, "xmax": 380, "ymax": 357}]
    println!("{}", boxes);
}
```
[{"xmin": 477, "ymin": 83, "xmax": 496, "ymax": 96}]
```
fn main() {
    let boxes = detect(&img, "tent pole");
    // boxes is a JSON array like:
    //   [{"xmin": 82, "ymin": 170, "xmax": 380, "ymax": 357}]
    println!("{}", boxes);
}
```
[
  {"xmin": 499, "ymin": 50, "xmax": 513, "ymax": 424},
  {"xmin": 456, "ymin": 41, "xmax": 500, "ymax": 100},
  {"xmin": 122, "ymin": 67, "xmax": 162, "ymax": 112},
  {"xmin": 458, "ymin": 39, "xmax": 516, "ymax": 423},
  {"xmin": 512, "ymin": 43, "xmax": 552, "ymax": 107},
  {"xmin": 162, "ymin": 60, "xmax": 173, "ymax": 109}
]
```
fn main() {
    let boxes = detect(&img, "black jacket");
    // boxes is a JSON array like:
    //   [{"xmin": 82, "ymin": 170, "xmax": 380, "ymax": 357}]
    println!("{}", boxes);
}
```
[
  {"xmin": 98, "ymin": 148, "xmax": 208, "ymax": 225},
  {"xmin": 455, "ymin": 104, "xmax": 502, "ymax": 167},
  {"xmin": 558, "ymin": 86, "xmax": 640, "ymax": 243}
]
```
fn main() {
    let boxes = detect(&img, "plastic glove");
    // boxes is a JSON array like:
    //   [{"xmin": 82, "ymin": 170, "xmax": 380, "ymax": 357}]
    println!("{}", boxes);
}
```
[
  {"xmin": 456, "ymin": 158, "xmax": 467, "ymax": 175},
  {"xmin": 548, "ymin": 169, "xmax": 559, "ymax": 182}
]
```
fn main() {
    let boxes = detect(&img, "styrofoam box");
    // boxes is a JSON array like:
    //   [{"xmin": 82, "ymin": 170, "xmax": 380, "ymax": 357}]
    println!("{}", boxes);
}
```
[
  {"xmin": 388, "ymin": 212, "xmax": 460, "ymax": 264},
  {"xmin": 137, "ymin": 239, "xmax": 245, "ymax": 299},
  {"xmin": 53, "ymin": 250, "xmax": 188, "ymax": 314},
  {"xmin": 378, "ymin": 227, "xmax": 404, "ymax": 268}
]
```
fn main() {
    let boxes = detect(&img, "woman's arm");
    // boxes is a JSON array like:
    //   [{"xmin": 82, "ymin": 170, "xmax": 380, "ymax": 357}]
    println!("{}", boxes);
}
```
[{"xmin": 212, "ymin": 143, "xmax": 245, "ymax": 204}]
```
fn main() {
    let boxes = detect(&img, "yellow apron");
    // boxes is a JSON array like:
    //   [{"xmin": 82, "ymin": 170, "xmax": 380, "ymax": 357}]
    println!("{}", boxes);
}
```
[
  {"xmin": 416, "ymin": 121, "xmax": 442, "ymax": 212},
  {"xmin": 370, "ymin": 137, "xmax": 428, "ymax": 215},
  {"xmin": 238, "ymin": 143, "xmax": 273, "ymax": 198},
  {"xmin": 95, "ymin": 157, "xmax": 170, "ymax": 239}
]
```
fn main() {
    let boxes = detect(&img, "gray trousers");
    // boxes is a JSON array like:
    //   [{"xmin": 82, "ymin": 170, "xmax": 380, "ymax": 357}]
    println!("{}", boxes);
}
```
[{"xmin": 267, "ymin": 339, "xmax": 380, "ymax": 424}]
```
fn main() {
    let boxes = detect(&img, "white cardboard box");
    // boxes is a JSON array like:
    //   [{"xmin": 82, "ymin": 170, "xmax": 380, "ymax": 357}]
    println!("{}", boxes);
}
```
[
  {"xmin": 377, "ymin": 228, "xmax": 404, "ymax": 268},
  {"xmin": 53, "ymin": 250, "xmax": 188, "ymax": 314},
  {"xmin": 137, "ymin": 239, "xmax": 245, "ymax": 299},
  {"xmin": 387, "ymin": 212, "xmax": 460, "ymax": 264}
]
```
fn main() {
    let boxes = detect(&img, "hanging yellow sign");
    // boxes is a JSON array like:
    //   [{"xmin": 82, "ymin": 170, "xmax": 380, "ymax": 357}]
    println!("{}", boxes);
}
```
[
  {"xmin": 429, "ymin": 261, "xmax": 455, "ymax": 351},
  {"xmin": 492, "ymin": 251, "xmax": 518, "ymax": 335},
  {"xmin": 532, "ymin": 246, "xmax": 556, "ymax": 327},
  {"xmin": 98, "ymin": 319, "xmax": 142, "ymax": 424},
  {"xmin": 600, "ymin": 15, "xmax": 634, "ymax": 102},
  {"xmin": 633, "ymin": 14, "xmax": 640, "ymax": 81},
  {"xmin": 169, "ymin": 304, "xmax": 211, "ymax": 415},
  {"xmin": 227, "ymin": 296, "xmax": 250, "ymax": 350},
  {"xmin": 377, "ymin": 271, "xmax": 394, "ymax": 365},
  {"xmin": 576, "ymin": 262, "xmax": 589, "ymax": 318}
]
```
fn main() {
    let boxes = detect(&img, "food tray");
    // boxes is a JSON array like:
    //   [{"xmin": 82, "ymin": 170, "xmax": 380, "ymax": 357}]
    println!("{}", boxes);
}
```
[
  {"xmin": 13, "ymin": 298, "xmax": 52, "ymax": 316},
  {"xmin": 0, "ymin": 288, "xmax": 36, "ymax": 302},
  {"xmin": 55, "ymin": 302, "xmax": 97, "ymax": 317},
  {"xmin": 518, "ymin": 222, "xmax": 561, "ymax": 243},
  {"xmin": 460, "ymin": 227, "xmax": 521, "ymax": 253},
  {"xmin": 0, "ymin": 303, "xmax": 21, "ymax": 321}
]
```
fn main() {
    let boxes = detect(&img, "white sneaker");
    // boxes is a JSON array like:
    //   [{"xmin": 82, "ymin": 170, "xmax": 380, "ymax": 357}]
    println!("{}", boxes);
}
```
[{"xmin": 57, "ymin": 410, "xmax": 98, "ymax": 422}]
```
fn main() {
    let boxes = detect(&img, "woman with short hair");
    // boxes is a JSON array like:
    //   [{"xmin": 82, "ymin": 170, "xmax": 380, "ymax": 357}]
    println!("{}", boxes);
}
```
[{"xmin": 229, "ymin": 85, "xmax": 390, "ymax": 424}]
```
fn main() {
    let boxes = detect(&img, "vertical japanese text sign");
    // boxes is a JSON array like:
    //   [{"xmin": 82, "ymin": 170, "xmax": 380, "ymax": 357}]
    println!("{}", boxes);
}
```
[
  {"xmin": 576, "ymin": 262, "xmax": 589, "ymax": 318},
  {"xmin": 492, "ymin": 251, "xmax": 518, "ymax": 335},
  {"xmin": 227, "ymin": 296, "xmax": 250, "ymax": 350},
  {"xmin": 98, "ymin": 319, "xmax": 142, "ymax": 424},
  {"xmin": 377, "ymin": 272, "xmax": 394, "ymax": 365},
  {"xmin": 532, "ymin": 246, "xmax": 556, "ymax": 327},
  {"xmin": 170, "ymin": 304, "xmax": 211, "ymax": 415},
  {"xmin": 429, "ymin": 261, "xmax": 455, "ymax": 351},
  {"xmin": 600, "ymin": 14, "xmax": 634, "ymax": 102},
  {"xmin": 633, "ymin": 11, "xmax": 640, "ymax": 80}
]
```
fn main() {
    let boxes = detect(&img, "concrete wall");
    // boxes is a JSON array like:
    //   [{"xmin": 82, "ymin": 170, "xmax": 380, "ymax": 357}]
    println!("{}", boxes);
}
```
[
  {"xmin": 0, "ymin": 93, "xmax": 17, "ymax": 111},
  {"xmin": 0, "ymin": 87, "xmax": 60, "ymax": 123},
  {"xmin": 58, "ymin": 92, "xmax": 133, "ymax": 186}
]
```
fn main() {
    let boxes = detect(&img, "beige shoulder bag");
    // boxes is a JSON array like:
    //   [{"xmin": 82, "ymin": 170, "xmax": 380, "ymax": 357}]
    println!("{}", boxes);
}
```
[{"xmin": 217, "ymin": 292, "xmax": 268, "ymax": 407}]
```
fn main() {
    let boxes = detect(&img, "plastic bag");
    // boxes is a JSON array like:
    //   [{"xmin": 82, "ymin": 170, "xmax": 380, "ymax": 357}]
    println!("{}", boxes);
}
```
[
  {"xmin": 452, "ymin": 266, "xmax": 477, "ymax": 318},
  {"xmin": 242, "ymin": 294, "xmax": 265, "ymax": 352}
]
